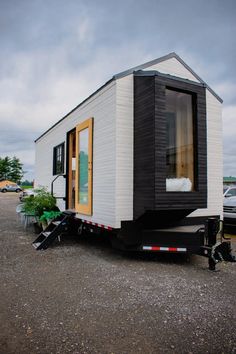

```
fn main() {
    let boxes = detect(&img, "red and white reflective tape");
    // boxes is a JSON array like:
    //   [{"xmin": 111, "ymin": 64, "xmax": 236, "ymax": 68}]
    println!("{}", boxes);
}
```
[
  {"xmin": 143, "ymin": 246, "xmax": 187, "ymax": 252},
  {"xmin": 81, "ymin": 219, "xmax": 113, "ymax": 231}
]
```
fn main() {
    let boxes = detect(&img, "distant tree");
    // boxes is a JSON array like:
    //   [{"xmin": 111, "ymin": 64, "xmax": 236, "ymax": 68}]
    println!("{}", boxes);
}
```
[
  {"xmin": 0, "ymin": 157, "xmax": 11, "ymax": 180},
  {"xmin": 21, "ymin": 180, "xmax": 33, "ymax": 186},
  {"xmin": 0, "ymin": 156, "xmax": 24, "ymax": 183},
  {"xmin": 9, "ymin": 157, "xmax": 24, "ymax": 183}
]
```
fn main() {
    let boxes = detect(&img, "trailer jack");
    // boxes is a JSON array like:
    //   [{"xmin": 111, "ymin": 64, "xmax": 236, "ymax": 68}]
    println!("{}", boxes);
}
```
[
  {"xmin": 200, "ymin": 218, "xmax": 236, "ymax": 270},
  {"xmin": 201, "ymin": 242, "xmax": 236, "ymax": 271}
]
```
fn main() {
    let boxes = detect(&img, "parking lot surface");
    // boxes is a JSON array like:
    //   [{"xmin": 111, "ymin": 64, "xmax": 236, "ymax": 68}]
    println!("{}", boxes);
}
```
[{"xmin": 0, "ymin": 193, "xmax": 236, "ymax": 354}]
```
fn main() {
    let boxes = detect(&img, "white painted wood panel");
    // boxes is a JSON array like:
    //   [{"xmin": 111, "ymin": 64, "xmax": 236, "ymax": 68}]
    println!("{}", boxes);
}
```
[
  {"xmin": 114, "ymin": 58, "xmax": 199, "ymax": 225},
  {"xmin": 146, "ymin": 57, "xmax": 200, "ymax": 82},
  {"xmin": 35, "ymin": 81, "xmax": 118, "ymax": 227},
  {"xmin": 36, "ymin": 56, "xmax": 223, "ymax": 229},
  {"xmin": 115, "ymin": 76, "xmax": 134, "ymax": 225},
  {"xmin": 115, "ymin": 58, "xmax": 222, "ymax": 222}
]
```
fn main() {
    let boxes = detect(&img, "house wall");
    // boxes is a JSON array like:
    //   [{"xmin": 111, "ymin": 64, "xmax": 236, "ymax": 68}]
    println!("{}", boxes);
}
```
[
  {"xmin": 147, "ymin": 57, "xmax": 199, "ymax": 82},
  {"xmin": 35, "ymin": 81, "xmax": 118, "ymax": 227},
  {"xmin": 35, "ymin": 126, "xmax": 66, "ymax": 210},
  {"xmin": 115, "ymin": 75, "xmax": 134, "ymax": 225},
  {"xmin": 35, "ymin": 56, "xmax": 223, "ymax": 228},
  {"xmin": 116, "ymin": 57, "xmax": 223, "ymax": 221}
]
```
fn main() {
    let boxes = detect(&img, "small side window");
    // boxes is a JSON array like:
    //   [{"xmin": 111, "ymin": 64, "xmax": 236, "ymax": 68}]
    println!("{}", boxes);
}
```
[{"xmin": 53, "ymin": 143, "xmax": 65, "ymax": 175}]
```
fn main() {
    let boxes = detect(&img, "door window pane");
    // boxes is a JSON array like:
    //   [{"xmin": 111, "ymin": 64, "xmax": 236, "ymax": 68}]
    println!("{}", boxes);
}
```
[
  {"xmin": 78, "ymin": 128, "xmax": 89, "ymax": 205},
  {"xmin": 166, "ymin": 89, "xmax": 194, "ymax": 192}
]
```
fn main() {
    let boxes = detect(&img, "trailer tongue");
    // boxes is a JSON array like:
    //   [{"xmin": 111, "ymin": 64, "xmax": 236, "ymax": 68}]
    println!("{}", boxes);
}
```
[
  {"xmin": 112, "ymin": 216, "xmax": 235, "ymax": 271},
  {"xmin": 139, "ymin": 218, "xmax": 235, "ymax": 271}
]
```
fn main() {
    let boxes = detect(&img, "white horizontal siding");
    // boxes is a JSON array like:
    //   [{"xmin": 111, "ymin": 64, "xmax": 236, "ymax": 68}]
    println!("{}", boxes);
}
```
[
  {"xmin": 115, "ymin": 76, "xmax": 134, "ymax": 225},
  {"xmin": 36, "ymin": 56, "xmax": 223, "ymax": 229},
  {"xmin": 115, "ymin": 58, "xmax": 222, "ymax": 222},
  {"xmin": 114, "ymin": 57, "xmax": 200, "ymax": 225},
  {"xmin": 145, "ymin": 57, "xmax": 200, "ymax": 82},
  {"xmin": 35, "ymin": 132, "xmax": 66, "ymax": 210},
  {"xmin": 35, "ymin": 81, "xmax": 118, "ymax": 227}
]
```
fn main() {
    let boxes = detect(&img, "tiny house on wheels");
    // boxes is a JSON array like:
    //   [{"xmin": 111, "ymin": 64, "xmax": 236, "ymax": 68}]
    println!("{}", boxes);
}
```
[{"xmin": 34, "ymin": 52, "xmax": 235, "ymax": 269}]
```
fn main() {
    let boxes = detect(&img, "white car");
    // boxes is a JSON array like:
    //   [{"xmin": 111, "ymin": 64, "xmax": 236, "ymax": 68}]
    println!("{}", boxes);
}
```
[
  {"xmin": 223, "ymin": 196, "xmax": 236, "ymax": 228},
  {"xmin": 223, "ymin": 186, "xmax": 236, "ymax": 198},
  {"xmin": 19, "ymin": 189, "xmax": 36, "ymax": 202},
  {"xmin": 0, "ymin": 184, "xmax": 22, "ymax": 193}
]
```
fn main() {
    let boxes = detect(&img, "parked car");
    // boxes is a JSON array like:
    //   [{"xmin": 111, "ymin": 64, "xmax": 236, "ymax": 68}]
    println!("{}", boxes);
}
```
[
  {"xmin": 223, "ymin": 195, "xmax": 236, "ymax": 233},
  {"xmin": 0, "ymin": 184, "xmax": 22, "ymax": 193},
  {"xmin": 19, "ymin": 188, "xmax": 36, "ymax": 202},
  {"xmin": 223, "ymin": 186, "xmax": 236, "ymax": 198}
]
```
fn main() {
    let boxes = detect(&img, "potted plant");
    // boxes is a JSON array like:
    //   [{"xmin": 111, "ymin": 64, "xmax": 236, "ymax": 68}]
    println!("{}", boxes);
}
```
[
  {"xmin": 39, "ymin": 210, "xmax": 62, "ymax": 229},
  {"xmin": 21, "ymin": 187, "xmax": 60, "ymax": 232}
]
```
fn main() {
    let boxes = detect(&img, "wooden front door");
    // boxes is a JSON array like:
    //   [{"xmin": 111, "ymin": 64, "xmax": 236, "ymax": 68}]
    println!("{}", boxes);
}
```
[{"xmin": 75, "ymin": 118, "xmax": 93, "ymax": 215}]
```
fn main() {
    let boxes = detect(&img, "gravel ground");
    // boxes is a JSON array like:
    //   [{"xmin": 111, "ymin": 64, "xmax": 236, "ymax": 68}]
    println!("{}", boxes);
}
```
[{"xmin": 0, "ymin": 193, "xmax": 236, "ymax": 354}]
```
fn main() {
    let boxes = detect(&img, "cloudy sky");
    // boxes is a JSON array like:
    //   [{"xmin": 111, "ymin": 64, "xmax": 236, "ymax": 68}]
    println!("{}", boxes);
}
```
[{"xmin": 0, "ymin": 0, "xmax": 235, "ymax": 180}]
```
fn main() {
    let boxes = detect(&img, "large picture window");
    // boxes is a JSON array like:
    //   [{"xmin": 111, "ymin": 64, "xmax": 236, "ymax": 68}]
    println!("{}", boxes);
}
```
[
  {"xmin": 165, "ymin": 88, "xmax": 195, "ymax": 192},
  {"xmin": 53, "ymin": 143, "xmax": 65, "ymax": 175},
  {"xmin": 75, "ymin": 118, "xmax": 93, "ymax": 215}
]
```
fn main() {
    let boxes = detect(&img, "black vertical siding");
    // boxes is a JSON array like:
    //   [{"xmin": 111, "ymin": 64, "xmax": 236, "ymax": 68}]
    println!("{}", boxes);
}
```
[{"xmin": 134, "ymin": 72, "xmax": 207, "ymax": 219}]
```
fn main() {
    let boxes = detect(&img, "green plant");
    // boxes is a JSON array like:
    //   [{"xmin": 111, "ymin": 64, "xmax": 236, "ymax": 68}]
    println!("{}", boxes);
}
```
[
  {"xmin": 22, "ymin": 187, "xmax": 57, "ymax": 217},
  {"xmin": 39, "ymin": 210, "xmax": 62, "ymax": 223}
]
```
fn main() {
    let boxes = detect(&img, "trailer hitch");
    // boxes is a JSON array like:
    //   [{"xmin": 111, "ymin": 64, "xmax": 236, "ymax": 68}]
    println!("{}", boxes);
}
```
[
  {"xmin": 201, "ymin": 218, "xmax": 236, "ymax": 271},
  {"xmin": 209, "ymin": 242, "xmax": 236, "ymax": 271}
]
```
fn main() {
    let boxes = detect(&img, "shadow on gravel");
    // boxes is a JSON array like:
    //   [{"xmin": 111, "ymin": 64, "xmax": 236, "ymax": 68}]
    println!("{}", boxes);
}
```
[{"xmin": 44, "ymin": 230, "xmax": 193, "ymax": 267}]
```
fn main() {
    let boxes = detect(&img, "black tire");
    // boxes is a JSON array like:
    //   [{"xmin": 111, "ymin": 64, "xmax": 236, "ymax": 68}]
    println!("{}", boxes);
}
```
[
  {"xmin": 1, "ymin": 189, "xmax": 7, "ymax": 193},
  {"xmin": 15, "ymin": 189, "xmax": 21, "ymax": 193}
]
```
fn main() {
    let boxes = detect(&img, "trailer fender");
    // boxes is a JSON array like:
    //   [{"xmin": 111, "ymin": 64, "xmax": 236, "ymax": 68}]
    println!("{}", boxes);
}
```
[{"xmin": 117, "ymin": 221, "xmax": 142, "ymax": 246}]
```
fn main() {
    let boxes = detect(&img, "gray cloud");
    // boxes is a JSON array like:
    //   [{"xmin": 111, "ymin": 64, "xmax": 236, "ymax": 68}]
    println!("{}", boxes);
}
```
[{"xmin": 0, "ymin": 0, "xmax": 236, "ymax": 180}]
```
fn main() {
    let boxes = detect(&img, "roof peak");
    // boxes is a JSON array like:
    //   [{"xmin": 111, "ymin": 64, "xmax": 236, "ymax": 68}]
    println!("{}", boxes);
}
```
[
  {"xmin": 35, "ymin": 52, "xmax": 222, "ymax": 142},
  {"xmin": 114, "ymin": 52, "xmax": 222, "ymax": 103}
]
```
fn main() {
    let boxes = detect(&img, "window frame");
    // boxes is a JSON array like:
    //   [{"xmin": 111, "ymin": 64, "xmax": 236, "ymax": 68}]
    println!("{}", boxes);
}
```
[
  {"xmin": 165, "ymin": 87, "xmax": 196, "ymax": 192},
  {"xmin": 53, "ymin": 142, "xmax": 65, "ymax": 175},
  {"xmin": 75, "ymin": 117, "xmax": 93, "ymax": 215}
]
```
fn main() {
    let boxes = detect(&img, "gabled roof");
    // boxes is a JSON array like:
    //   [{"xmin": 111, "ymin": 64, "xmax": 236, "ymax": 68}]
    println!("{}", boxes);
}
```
[
  {"xmin": 35, "ymin": 52, "xmax": 222, "ymax": 142},
  {"xmin": 114, "ymin": 52, "xmax": 222, "ymax": 103}
]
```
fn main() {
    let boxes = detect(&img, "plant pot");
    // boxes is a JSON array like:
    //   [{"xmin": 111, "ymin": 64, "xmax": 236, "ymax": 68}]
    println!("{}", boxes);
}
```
[
  {"xmin": 41, "ymin": 221, "xmax": 48, "ymax": 230},
  {"xmin": 33, "ymin": 222, "xmax": 43, "ymax": 234}
]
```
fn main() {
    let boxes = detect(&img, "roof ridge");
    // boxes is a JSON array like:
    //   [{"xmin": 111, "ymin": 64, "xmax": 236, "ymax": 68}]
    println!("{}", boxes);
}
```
[
  {"xmin": 114, "ymin": 52, "xmax": 222, "ymax": 103},
  {"xmin": 35, "ymin": 52, "xmax": 222, "ymax": 142},
  {"xmin": 113, "ymin": 52, "xmax": 177, "ymax": 79}
]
